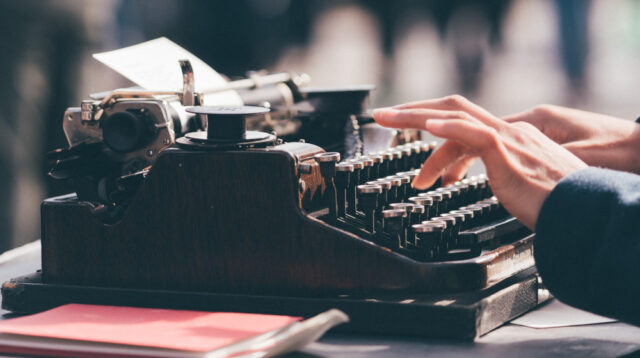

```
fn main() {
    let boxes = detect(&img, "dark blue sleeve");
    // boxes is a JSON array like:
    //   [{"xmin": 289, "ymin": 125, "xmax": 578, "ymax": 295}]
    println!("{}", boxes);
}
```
[{"xmin": 535, "ymin": 167, "xmax": 640, "ymax": 325}]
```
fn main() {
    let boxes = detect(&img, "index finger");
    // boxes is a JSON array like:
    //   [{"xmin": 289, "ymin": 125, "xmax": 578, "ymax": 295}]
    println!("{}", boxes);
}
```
[
  {"xmin": 393, "ymin": 95, "xmax": 501, "ymax": 127},
  {"xmin": 372, "ymin": 107, "xmax": 478, "ymax": 130}
]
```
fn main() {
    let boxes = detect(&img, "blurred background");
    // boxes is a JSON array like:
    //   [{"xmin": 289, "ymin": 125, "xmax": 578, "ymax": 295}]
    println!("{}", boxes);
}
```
[{"xmin": 1, "ymin": 0, "xmax": 640, "ymax": 252}]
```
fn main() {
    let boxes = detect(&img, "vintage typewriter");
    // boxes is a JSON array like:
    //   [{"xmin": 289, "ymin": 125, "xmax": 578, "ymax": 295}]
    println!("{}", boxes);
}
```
[{"xmin": 1, "ymin": 60, "xmax": 548, "ymax": 340}]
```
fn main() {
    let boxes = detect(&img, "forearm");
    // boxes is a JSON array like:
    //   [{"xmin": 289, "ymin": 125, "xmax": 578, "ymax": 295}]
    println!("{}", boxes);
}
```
[{"xmin": 535, "ymin": 167, "xmax": 640, "ymax": 325}]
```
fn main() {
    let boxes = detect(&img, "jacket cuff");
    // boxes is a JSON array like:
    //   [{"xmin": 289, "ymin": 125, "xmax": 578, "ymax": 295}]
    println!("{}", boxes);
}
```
[{"xmin": 534, "ymin": 166, "xmax": 640, "ymax": 311}]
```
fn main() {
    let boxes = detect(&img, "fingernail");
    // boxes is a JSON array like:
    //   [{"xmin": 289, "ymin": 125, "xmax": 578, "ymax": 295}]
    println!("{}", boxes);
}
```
[{"xmin": 411, "ymin": 178, "xmax": 427, "ymax": 190}]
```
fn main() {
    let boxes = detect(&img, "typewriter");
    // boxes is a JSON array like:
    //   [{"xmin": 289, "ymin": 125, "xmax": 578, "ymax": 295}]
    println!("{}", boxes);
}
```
[{"xmin": 1, "ymin": 60, "xmax": 548, "ymax": 340}]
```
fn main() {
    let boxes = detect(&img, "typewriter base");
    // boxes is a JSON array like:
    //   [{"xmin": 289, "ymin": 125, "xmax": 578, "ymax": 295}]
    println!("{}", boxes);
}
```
[{"xmin": 2, "ymin": 268, "xmax": 547, "ymax": 340}]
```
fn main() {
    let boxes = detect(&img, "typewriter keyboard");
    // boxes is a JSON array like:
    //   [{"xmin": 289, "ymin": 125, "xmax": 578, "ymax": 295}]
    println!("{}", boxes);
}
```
[{"xmin": 315, "ymin": 141, "xmax": 530, "ymax": 262}]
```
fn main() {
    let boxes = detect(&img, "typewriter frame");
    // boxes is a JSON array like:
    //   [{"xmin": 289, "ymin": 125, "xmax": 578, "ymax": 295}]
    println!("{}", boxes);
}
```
[{"xmin": 2, "ymin": 143, "xmax": 544, "ymax": 339}]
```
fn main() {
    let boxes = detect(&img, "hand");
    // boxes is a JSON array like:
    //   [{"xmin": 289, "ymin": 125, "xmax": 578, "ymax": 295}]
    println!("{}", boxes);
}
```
[
  {"xmin": 503, "ymin": 105, "xmax": 640, "ymax": 173},
  {"xmin": 373, "ymin": 95, "xmax": 587, "ymax": 230}
]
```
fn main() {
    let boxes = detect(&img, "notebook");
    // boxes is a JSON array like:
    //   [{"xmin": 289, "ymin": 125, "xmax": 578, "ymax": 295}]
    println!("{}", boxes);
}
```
[{"xmin": 0, "ymin": 304, "xmax": 348, "ymax": 357}]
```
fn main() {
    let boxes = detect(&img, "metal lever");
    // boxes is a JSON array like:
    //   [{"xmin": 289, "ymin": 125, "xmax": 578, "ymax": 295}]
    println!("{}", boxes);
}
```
[{"xmin": 179, "ymin": 59, "xmax": 195, "ymax": 106}]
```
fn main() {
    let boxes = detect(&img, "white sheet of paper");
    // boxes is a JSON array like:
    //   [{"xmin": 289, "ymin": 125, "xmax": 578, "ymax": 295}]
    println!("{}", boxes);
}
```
[
  {"xmin": 93, "ymin": 37, "xmax": 242, "ymax": 106},
  {"xmin": 511, "ymin": 299, "xmax": 617, "ymax": 328}
]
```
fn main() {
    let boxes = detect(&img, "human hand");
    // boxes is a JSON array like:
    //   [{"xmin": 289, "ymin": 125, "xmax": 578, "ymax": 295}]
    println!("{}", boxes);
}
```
[
  {"xmin": 503, "ymin": 105, "xmax": 640, "ymax": 173},
  {"xmin": 373, "ymin": 96, "xmax": 587, "ymax": 230}
]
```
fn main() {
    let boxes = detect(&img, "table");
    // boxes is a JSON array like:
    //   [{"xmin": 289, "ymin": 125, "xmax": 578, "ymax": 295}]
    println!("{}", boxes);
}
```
[{"xmin": 1, "ymin": 241, "xmax": 639, "ymax": 357}]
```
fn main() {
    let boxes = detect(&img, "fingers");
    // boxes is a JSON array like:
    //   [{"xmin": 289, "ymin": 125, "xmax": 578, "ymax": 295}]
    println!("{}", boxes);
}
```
[
  {"xmin": 413, "ymin": 119, "xmax": 502, "ymax": 189},
  {"xmin": 392, "ymin": 95, "xmax": 501, "ymax": 126},
  {"xmin": 441, "ymin": 156, "xmax": 477, "ymax": 185},
  {"xmin": 413, "ymin": 141, "xmax": 464, "ymax": 189},
  {"xmin": 372, "ymin": 107, "xmax": 479, "ymax": 130}
]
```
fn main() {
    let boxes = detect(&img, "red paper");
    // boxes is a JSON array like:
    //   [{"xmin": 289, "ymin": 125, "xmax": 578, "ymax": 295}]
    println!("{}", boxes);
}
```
[{"xmin": 0, "ymin": 304, "xmax": 301, "ymax": 352}]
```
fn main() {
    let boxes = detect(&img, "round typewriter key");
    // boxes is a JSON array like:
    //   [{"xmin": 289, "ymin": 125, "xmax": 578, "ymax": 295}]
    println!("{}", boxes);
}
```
[
  {"xmin": 366, "ymin": 154, "xmax": 383, "ymax": 180},
  {"xmin": 418, "ymin": 141, "xmax": 431, "ymax": 164},
  {"xmin": 435, "ymin": 188, "xmax": 452, "ymax": 213},
  {"xmin": 348, "ymin": 159, "xmax": 365, "ymax": 170},
  {"xmin": 450, "ymin": 209, "xmax": 474, "ymax": 230},
  {"xmin": 346, "ymin": 159, "xmax": 365, "ymax": 185},
  {"xmin": 409, "ymin": 196, "xmax": 432, "ymax": 206},
  {"xmin": 381, "ymin": 177, "xmax": 401, "ymax": 203},
  {"xmin": 400, "ymin": 147, "xmax": 413, "ymax": 171},
  {"xmin": 477, "ymin": 202, "xmax": 492, "ymax": 218},
  {"xmin": 314, "ymin": 152, "xmax": 341, "ymax": 163},
  {"xmin": 410, "ymin": 223, "xmax": 435, "ymax": 253},
  {"xmin": 335, "ymin": 162, "xmax": 354, "ymax": 171},
  {"xmin": 412, "ymin": 204, "xmax": 426, "ymax": 224},
  {"xmin": 476, "ymin": 174, "xmax": 489, "ymax": 199},
  {"xmin": 390, "ymin": 203, "xmax": 419, "ymax": 245},
  {"xmin": 433, "ymin": 215, "xmax": 456, "ymax": 254},
  {"xmin": 388, "ymin": 150, "xmax": 402, "ymax": 173},
  {"xmin": 399, "ymin": 171, "xmax": 418, "ymax": 197},
  {"xmin": 383, "ymin": 208, "xmax": 408, "ymax": 218},
  {"xmin": 377, "ymin": 151, "xmax": 393, "ymax": 177},
  {"xmin": 315, "ymin": 152, "xmax": 341, "ymax": 220},
  {"xmin": 454, "ymin": 181, "xmax": 470, "ymax": 205},
  {"xmin": 359, "ymin": 157, "xmax": 374, "ymax": 183},
  {"xmin": 445, "ymin": 185, "xmax": 461, "ymax": 208},
  {"xmin": 382, "ymin": 208, "xmax": 408, "ymax": 249},
  {"xmin": 415, "ymin": 221, "xmax": 445, "ymax": 260},
  {"xmin": 389, "ymin": 202, "xmax": 416, "ymax": 214},
  {"xmin": 358, "ymin": 184, "xmax": 383, "ymax": 233},
  {"xmin": 370, "ymin": 179, "xmax": 392, "ymax": 208},
  {"xmin": 464, "ymin": 205, "xmax": 485, "ymax": 226},
  {"xmin": 445, "ymin": 212, "xmax": 466, "ymax": 247},
  {"xmin": 344, "ymin": 160, "xmax": 364, "ymax": 215},
  {"xmin": 392, "ymin": 175, "xmax": 411, "ymax": 201},
  {"xmin": 335, "ymin": 163, "xmax": 354, "ymax": 217},
  {"xmin": 409, "ymin": 196, "xmax": 433, "ymax": 219},
  {"xmin": 423, "ymin": 191, "xmax": 443, "ymax": 217}
]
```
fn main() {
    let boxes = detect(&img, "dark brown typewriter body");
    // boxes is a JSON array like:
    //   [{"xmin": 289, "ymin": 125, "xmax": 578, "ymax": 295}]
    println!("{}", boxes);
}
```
[
  {"xmin": 3, "ymin": 97, "xmax": 545, "ymax": 340},
  {"xmin": 40, "ymin": 144, "xmax": 533, "ymax": 296}
]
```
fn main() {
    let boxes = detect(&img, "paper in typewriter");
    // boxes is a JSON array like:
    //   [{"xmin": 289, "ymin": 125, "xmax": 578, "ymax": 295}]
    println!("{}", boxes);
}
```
[{"xmin": 93, "ymin": 37, "xmax": 242, "ymax": 106}]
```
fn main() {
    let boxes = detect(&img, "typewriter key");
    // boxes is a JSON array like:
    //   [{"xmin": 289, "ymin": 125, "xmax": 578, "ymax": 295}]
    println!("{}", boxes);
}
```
[
  {"xmin": 418, "ymin": 142, "xmax": 431, "ymax": 165},
  {"xmin": 389, "ymin": 202, "xmax": 418, "ymax": 244},
  {"xmin": 446, "ymin": 185, "xmax": 462, "ymax": 208},
  {"xmin": 450, "ymin": 209, "xmax": 474, "ymax": 230},
  {"xmin": 382, "ymin": 209, "xmax": 408, "ymax": 249},
  {"xmin": 366, "ymin": 154, "xmax": 383, "ymax": 180},
  {"xmin": 335, "ymin": 163, "xmax": 354, "ymax": 218},
  {"xmin": 393, "ymin": 175, "xmax": 411, "ymax": 202},
  {"xmin": 409, "ymin": 196, "xmax": 433, "ymax": 219},
  {"xmin": 409, "ymin": 143, "xmax": 421, "ymax": 170},
  {"xmin": 367, "ymin": 180, "xmax": 391, "ymax": 217},
  {"xmin": 360, "ymin": 157, "xmax": 374, "ymax": 184},
  {"xmin": 444, "ymin": 212, "xmax": 465, "ymax": 248},
  {"xmin": 413, "ymin": 222, "xmax": 445, "ymax": 260},
  {"xmin": 377, "ymin": 151, "xmax": 392, "ymax": 178},
  {"xmin": 435, "ymin": 188, "xmax": 453, "ymax": 212},
  {"xmin": 388, "ymin": 150, "xmax": 402, "ymax": 174},
  {"xmin": 432, "ymin": 215, "xmax": 456, "ymax": 255},
  {"xmin": 411, "ymin": 204, "xmax": 426, "ymax": 226},
  {"xmin": 358, "ymin": 184, "xmax": 383, "ymax": 233},
  {"xmin": 400, "ymin": 147, "xmax": 413, "ymax": 171},
  {"xmin": 463, "ymin": 205, "xmax": 484, "ymax": 226},
  {"xmin": 383, "ymin": 177, "xmax": 402, "ymax": 204},
  {"xmin": 315, "ymin": 152, "xmax": 341, "ymax": 221},
  {"xmin": 346, "ymin": 160, "xmax": 364, "ymax": 215}
]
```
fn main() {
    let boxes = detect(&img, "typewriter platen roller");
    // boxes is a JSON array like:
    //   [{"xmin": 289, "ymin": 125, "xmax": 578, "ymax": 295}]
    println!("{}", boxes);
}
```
[{"xmin": 2, "ymin": 67, "xmax": 547, "ymax": 340}]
